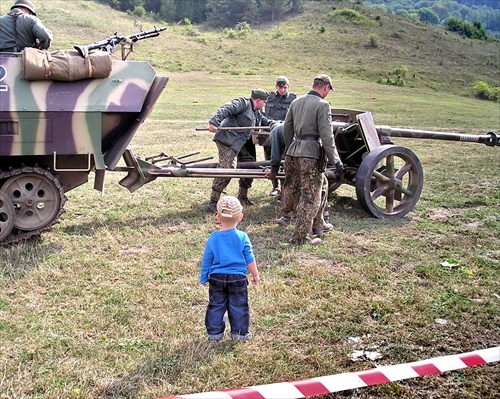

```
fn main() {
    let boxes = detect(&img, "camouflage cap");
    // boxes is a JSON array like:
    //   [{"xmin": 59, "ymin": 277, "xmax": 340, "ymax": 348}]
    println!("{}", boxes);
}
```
[
  {"xmin": 217, "ymin": 196, "xmax": 243, "ymax": 218},
  {"xmin": 275, "ymin": 76, "xmax": 290, "ymax": 87},
  {"xmin": 313, "ymin": 74, "xmax": 333, "ymax": 90},
  {"xmin": 250, "ymin": 88, "xmax": 270, "ymax": 101},
  {"xmin": 11, "ymin": 0, "xmax": 36, "ymax": 15}
]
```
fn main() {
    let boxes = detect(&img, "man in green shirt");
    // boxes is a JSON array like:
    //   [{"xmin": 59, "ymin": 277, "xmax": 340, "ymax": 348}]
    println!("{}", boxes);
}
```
[{"xmin": 0, "ymin": 0, "xmax": 53, "ymax": 52}]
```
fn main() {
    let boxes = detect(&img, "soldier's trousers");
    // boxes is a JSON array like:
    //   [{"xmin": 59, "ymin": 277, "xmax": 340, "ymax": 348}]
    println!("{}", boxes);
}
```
[
  {"xmin": 211, "ymin": 141, "xmax": 255, "ymax": 194},
  {"xmin": 282, "ymin": 155, "xmax": 327, "ymax": 243}
]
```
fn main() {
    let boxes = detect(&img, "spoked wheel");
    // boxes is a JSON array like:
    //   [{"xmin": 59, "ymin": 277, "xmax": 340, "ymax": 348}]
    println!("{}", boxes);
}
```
[
  {"xmin": 0, "ymin": 189, "xmax": 15, "ymax": 241},
  {"xmin": 2, "ymin": 167, "xmax": 65, "ymax": 231},
  {"xmin": 355, "ymin": 145, "xmax": 423, "ymax": 219}
]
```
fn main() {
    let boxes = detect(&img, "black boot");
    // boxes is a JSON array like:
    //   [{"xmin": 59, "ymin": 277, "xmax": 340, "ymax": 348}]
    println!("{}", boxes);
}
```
[
  {"xmin": 237, "ymin": 187, "xmax": 255, "ymax": 206},
  {"xmin": 206, "ymin": 191, "xmax": 220, "ymax": 213}
]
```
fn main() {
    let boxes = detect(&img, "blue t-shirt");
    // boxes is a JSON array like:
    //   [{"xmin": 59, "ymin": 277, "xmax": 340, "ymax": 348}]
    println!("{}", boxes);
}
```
[{"xmin": 199, "ymin": 228, "xmax": 255, "ymax": 284}]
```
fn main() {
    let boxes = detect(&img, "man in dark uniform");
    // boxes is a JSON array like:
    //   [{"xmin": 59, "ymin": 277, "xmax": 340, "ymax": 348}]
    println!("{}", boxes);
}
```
[
  {"xmin": 263, "ymin": 76, "xmax": 297, "ymax": 196},
  {"xmin": 206, "ymin": 89, "xmax": 276, "ymax": 213},
  {"xmin": 0, "ymin": 0, "xmax": 53, "ymax": 52},
  {"xmin": 281, "ymin": 74, "xmax": 343, "ymax": 246}
]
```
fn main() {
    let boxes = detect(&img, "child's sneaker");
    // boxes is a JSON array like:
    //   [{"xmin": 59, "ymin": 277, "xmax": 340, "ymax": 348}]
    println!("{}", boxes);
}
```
[
  {"xmin": 208, "ymin": 333, "xmax": 224, "ymax": 342},
  {"xmin": 231, "ymin": 332, "xmax": 252, "ymax": 342}
]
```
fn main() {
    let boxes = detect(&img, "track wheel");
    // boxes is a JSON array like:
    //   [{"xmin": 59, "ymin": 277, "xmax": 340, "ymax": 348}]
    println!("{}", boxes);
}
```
[
  {"xmin": 1, "ymin": 167, "xmax": 64, "ymax": 231},
  {"xmin": 355, "ymin": 145, "xmax": 423, "ymax": 219},
  {"xmin": 0, "ymin": 190, "xmax": 15, "ymax": 241}
]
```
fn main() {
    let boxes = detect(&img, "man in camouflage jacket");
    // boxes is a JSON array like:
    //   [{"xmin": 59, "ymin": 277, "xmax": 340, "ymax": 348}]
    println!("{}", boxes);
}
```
[
  {"xmin": 206, "ymin": 89, "xmax": 276, "ymax": 213},
  {"xmin": 281, "ymin": 74, "xmax": 343, "ymax": 246}
]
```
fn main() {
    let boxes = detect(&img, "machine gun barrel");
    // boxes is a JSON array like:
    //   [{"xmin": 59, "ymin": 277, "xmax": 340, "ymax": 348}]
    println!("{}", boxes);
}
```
[
  {"xmin": 332, "ymin": 121, "xmax": 499, "ymax": 147},
  {"xmin": 74, "ymin": 26, "xmax": 167, "ymax": 59}
]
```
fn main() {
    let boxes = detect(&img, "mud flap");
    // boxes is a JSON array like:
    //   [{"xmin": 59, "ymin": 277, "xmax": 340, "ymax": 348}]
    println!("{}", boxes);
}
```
[{"xmin": 119, "ymin": 149, "xmax": 159, "ymax": 193}]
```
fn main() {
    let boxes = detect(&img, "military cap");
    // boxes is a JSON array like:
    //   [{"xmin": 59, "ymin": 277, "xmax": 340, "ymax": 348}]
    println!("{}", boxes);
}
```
[
  {"xmin": 11, "ymin": 0, "xmax": 36, "ymax": 15},
  {"xmin": 313, "ymin": 74, "xmax": 333, "ymax": 90},
  {"xmin": 217, "ymin": 196, "xmax": 243, "ymax": 218},
  {"xmin": 251, "ymin": 88, "xmax": 270, "ymax": 100},
  {"xmin": 275, "ymin": 76, "xmax": 290, "ymax": 87}
]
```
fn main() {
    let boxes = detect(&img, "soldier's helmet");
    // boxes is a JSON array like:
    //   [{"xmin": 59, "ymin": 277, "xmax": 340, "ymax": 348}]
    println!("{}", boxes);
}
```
[{"xmin": 11, "ymin": 0, "xmax": 37, "ymax": 16}]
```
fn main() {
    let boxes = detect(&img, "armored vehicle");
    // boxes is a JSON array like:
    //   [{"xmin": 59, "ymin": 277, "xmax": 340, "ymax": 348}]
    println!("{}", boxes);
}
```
[{"xmin": 0, "ymin": 47, "xmax": 168, "ymax": 245}]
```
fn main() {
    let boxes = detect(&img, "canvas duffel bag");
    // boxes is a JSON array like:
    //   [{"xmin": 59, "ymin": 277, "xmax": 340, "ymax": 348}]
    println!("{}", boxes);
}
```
[{"xmin": 23, "ymin": 48, "xmax": 112, "ymax": 81}]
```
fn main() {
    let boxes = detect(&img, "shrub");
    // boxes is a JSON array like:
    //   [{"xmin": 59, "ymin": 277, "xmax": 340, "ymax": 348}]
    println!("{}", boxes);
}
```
[
  {"xmin": 223, "ymin": 23, "xmax": 251, "ymax": 40},
  {"xmin": 194, "ymin": 37, "xmax": 208, "ymax": 45},
  {"xmin": 446, "ymin": 17, "xmax": 488, "ymax": 40},
  {"xmin": 273, "ymin": 28, "xmax": 284, "ymax": 39},
  {"xmin": 386, "ymin": 75, "xmax": 405, "ymax": 87},
  {"xmin": 132, "ymin": 6, "xmax": 145, "ymax": 18},
  {"xmin": 368, "ymin": 33, "xmax": 379, "ymax": 48},
  {"xmin": 393, "ymin": 65, "xmax": 409, "ymax": 78},
  {"xmin": 235, "ymin": 22, "xmax": 252, "ymax": 38},
  {"xmin": 182, "ymin": 18, "xmax": 200, "ymax": 37},
  {"xmin": 223, "ymin": 28, "xmax": 238, "ymax": 39},
  {"xmin": 473, "ymin": 81, "xmax": 499, "ymax": 102},
  {"xmin": 328, "ymin": 8, "xmax": 371, "ymax": 25}
]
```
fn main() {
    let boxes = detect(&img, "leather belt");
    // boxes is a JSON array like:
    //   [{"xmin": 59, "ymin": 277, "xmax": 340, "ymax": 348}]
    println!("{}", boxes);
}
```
[{"xmin": 299, "ymin": 135, "xmax": 319, "ymax": 141}]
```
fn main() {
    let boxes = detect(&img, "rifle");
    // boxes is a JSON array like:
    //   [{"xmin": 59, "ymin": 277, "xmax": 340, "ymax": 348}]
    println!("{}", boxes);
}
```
[{"xmin": 74, "ymin": 26, "xmax": 166, "ymax": 60}]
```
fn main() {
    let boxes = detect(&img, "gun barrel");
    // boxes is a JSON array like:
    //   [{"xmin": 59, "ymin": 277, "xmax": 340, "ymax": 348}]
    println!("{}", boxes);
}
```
[
  {"xmin": 378, "ymin": 126, "xmax": 499, "ymax": 147},
  {"xmin": 332, "ymin": 121, "xmax": 499, "ymax": 147},
  {"xmin": 130, "ymin": 26, "xmax": 167, "ymax": 42}
]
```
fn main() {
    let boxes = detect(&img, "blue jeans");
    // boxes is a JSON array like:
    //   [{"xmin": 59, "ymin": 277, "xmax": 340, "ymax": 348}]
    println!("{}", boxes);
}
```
[{"xmin": 205, "ymin": 274, "xmax": 249, "ymax": 340}]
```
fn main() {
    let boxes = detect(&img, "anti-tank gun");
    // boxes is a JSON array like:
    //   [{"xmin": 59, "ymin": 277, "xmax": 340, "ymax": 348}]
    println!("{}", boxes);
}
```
[
  {"xmin": 74, "ymin": 26, "xmax": 167, "ymax": 60},
  {"xmin": 115, "ymin": 109, "xmax": 498, "ymax": 221}
]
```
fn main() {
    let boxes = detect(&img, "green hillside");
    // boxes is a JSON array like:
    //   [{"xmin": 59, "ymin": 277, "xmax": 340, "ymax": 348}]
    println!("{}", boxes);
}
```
[{"xmin": 2, "ymin": 0, "xmax": 498, "ymax": 100}]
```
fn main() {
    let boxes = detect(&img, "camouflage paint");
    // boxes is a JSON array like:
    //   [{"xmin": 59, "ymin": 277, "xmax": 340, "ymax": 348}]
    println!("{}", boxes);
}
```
[{"xmin": 0, "ymin": 54, "xmax": 161, "ymax": 167}]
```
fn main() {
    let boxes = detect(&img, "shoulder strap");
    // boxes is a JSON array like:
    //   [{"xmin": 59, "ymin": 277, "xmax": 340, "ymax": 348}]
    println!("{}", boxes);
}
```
[{"xmin": 7, "ymin": 11, "xmax": 22, "ymax": 52}]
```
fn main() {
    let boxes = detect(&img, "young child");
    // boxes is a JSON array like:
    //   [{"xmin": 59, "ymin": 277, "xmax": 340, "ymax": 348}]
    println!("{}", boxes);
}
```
[{"xmin": 199, "ymin": 195, "xmax": 259, "ymax": 342}]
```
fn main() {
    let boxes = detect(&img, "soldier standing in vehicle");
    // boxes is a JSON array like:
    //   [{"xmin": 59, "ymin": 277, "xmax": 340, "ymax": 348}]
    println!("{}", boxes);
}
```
[
  {"xmin": 263, "ymin": 76, "xmax": 297, "ymax": 197},
  {"xmin": 206, "ymin": 89, "xmax": 276, "ymax": 213},
  {"xmin": 281, "ymin": 74, "xmax": 343, "ymax": 246},
  {"xmin": 0, "ymin": 0, "xmax": 53, "ymax": 52}
]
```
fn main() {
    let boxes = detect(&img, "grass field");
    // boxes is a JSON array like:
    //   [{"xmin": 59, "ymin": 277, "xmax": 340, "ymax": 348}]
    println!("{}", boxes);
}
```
[{"xmin": 0, "ymin": 1, "xmax": 499, "ymax": 398}]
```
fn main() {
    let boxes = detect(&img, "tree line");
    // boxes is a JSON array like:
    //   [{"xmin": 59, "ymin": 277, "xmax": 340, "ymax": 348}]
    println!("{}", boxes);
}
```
[
  {"xmin": 96, "ymin": 0, "xmax": 304, "ymax": 26},
  {"xmin": 96, "ymin": 0, "xmax": 498, "ymax": 39},
  {"xmin": 363, "ymin": 0, "xmax": 499, "ymax": 38}
]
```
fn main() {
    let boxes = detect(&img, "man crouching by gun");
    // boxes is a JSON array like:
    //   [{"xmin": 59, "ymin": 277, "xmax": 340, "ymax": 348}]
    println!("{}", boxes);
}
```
[{"xmin": 74, "ymin": 26, "xmax": 166, "ymax": 60}]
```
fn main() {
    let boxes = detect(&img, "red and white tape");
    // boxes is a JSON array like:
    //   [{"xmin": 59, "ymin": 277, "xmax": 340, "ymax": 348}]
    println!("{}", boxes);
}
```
[{"xmin": 157, "ymin": 346, "xmax": 499, "ymax": 399}]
